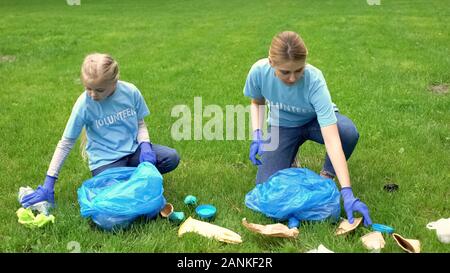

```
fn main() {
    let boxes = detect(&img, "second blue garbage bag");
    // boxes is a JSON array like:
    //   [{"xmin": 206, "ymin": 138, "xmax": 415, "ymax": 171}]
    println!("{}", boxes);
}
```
[
  {"xmin": 245, "ymin": 168, "xmax": 341, "ymax": 226},
  {"xmin": 77, "ymin": 162, "xmax": 166, "ymax": 231}
]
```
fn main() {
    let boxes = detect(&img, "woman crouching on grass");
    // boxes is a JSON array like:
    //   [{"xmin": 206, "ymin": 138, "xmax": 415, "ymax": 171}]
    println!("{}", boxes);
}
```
[
  {"xmin": 244, "ymin": 31, "xmax": 372, "ymax": 226},
  {"xmin": 21, "ymin": 53, "xmax": 180, "ymax": 208}
]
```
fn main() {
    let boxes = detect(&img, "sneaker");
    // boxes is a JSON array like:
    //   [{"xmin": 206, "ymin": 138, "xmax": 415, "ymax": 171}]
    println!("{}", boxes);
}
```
[{"xmin": 291, "ymin": 157, "xmax": 300, "ymax": 168}]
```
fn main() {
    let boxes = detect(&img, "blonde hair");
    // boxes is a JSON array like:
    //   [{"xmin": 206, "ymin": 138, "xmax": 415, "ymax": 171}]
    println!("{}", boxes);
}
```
[
  {"xmin": 269, "ymin": 31, "xmax": 308, "ymax": 65},
  {"xmin": 81, "ymin": 53, "xmax": 119, "ymax": 86},
  {"xmin": 80, "ymin": 53, "xmax": 120, "ymax": 161}
]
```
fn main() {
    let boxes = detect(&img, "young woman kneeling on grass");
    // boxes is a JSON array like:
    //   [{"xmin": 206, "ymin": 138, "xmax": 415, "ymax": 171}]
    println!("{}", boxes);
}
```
[
  {"xmin": 21, "ymin": 53, "xmax": 180, "ymax": 208},
  {"xmin": 244, "ymin": 31, "xmax": 372, "ymax": 226}
]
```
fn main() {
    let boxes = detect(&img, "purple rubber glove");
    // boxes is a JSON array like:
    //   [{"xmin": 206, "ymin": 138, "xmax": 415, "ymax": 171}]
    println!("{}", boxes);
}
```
[
  {"xmin": 139, "ymin": 142, "xmax": 157, "ymax": 165},
  {"xmin": 21, "ymin": 175, "xmax": 56, "ymax": 208},
  {"xmin": 249, "ymin": 129, "xmax": 264, "ymax": 165},
  {"xmin": 341, "ymin": 187, "xmax": 372, "ymax": 227}
]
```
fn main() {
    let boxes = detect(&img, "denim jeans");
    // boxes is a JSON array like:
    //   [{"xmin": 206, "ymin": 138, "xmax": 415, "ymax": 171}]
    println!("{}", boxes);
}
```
[
  {"xmin": 91, "ymin": 144, "xmax": 180, "ymax": 176},
  {"xmin": 255, "ymin": 112, "xmax": 359, "ymax": 184}
]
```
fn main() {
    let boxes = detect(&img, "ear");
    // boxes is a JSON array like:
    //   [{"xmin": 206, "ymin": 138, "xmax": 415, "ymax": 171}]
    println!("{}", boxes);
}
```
[
  {"xmin": 111, "ymin": 81, "xmax": 118, "ymax": 91},
  {"xmin": 268, "ymin": 57, "xmax": 274, "ymax": 67}
]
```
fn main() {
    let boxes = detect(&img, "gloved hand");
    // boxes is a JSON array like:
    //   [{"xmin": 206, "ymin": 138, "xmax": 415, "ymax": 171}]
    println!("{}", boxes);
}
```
[
  {"xmin": 139, "ymin": 142, "xmax": 157, "ymax": 165},
  {"xmin": 341, "ymin": 187, "xmax": 372, "ymax": 227},
  {"xmin": 20, "ymin": 175, "xmax": 56, "ymax": 208},
  {"xmin": 249, "ymin": 129, "xmax": 264, "ymax": 165}
]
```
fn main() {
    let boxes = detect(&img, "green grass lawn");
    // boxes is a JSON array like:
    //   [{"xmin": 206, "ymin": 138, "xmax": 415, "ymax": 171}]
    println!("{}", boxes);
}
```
[{"xmin": 0, "ymin": 0, "xmax": 448, "ymax": 253}]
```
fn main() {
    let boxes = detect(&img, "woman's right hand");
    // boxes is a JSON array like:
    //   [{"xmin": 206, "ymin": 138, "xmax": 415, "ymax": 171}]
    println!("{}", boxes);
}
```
[
  {"xmin": 20, "ymin": 175, "xmax": 56, "ymax": 208},
  {"xmin": 139, "ymin": 142, "xmax": 157, "ymax": 165},
  {"xmin": 249, "ymin": 129, "xmax": 264, "ymax": 165},
  {"xmin": 341, "ymin": 187, "xmax": 372, "ymax": 227}
]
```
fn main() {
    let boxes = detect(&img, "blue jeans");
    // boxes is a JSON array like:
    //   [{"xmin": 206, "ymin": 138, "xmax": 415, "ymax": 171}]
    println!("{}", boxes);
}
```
[
  {"xmin": 91, "ymin": 144, "xmax": 180, "ymax": 176},
  {"xmin": 255, "ymin": 112, "xmax": 359, "ymax": 184}
]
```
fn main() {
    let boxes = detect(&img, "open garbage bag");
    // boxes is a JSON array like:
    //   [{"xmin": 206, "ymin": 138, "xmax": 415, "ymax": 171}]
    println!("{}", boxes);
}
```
[
  {"xmin": 245, "ymin": 168, "xmax": 340, "ymax": 224},
  {"xmin": 77, "ymin": 162, "xmax": 166, "ymax": 231}
]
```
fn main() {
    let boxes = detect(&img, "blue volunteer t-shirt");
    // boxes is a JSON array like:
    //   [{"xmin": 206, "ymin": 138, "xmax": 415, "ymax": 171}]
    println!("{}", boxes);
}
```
[
  {"xmin": 63, "ymin": 80, "xmax": 150, "ymax": 170},
  {"xmin": 243, "ymin": 58, "xmax": 337, "ymax": 128}
]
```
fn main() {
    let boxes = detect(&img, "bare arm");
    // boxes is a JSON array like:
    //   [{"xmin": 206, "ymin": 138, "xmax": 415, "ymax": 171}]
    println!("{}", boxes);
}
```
[
  {"xmin": 250, "ymin": 98, "xmax": 265, "ymax": 131},
  {"xmin": 320, "ymin": 124, "xmax": 351, "ymax": 188},
  {"xmin": 137, "ymin": 119, "xmax": 150, "ymax": 143}
]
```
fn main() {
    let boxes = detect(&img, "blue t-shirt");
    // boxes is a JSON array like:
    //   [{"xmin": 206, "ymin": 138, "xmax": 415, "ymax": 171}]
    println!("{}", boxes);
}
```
[
  {"xmin": 63, "ymin": 80, "xmax": 150, "ymax": 170},
  {"xmin": 243, "ymin": 58, "xmax": 337, "ymax": 128}
]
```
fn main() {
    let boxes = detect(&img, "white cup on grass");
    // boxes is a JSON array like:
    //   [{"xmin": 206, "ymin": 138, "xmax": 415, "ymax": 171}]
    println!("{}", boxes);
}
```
[{"xmin": 427, "ymin": 218, "xmax": 450, "ymax": 244}]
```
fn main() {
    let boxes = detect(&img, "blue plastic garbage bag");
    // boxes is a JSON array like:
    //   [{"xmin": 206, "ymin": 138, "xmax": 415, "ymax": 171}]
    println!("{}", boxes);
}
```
[
  {"xmin": 77, "ymin": 162, "xmax": 166, "ymax": 231},
  {"xmin": 245, "ymin": 168, "xmax": 340, "ymax": 225}
]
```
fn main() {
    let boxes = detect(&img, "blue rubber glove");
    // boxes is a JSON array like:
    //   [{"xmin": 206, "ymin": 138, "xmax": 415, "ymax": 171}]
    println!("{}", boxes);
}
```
[
  {"xmin": 341, "ymin": 187, "xmax": 372, "ymax": 227},
  {"xmin": 21, "ymin": 175, "xmax": 56, "ymax": 208},
  {"xmin": 288, "ymin": 217, "xmax": 300, "ymax": 229},
  {"xmin": 249, "ymin": 129, "xmax": 264, "ymax": 165},
  {"xmin": 139, "ymin": 142, "xmax": 157, "ymax": 165}
]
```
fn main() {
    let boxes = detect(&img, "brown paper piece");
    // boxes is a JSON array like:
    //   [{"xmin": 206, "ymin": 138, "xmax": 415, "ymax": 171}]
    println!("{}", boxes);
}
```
[
  {"xmin": 160, "ymin": 203, "xmax": 174, "ymax": 218},
  {"xmin": 241, "ymin": 218, "xmax": 299, "ymax": 238},
  {"xmin": 335, "ymin": 217, "xmax": 363, "ymax": 235},
  {"xmin": 392, "ymin": 233, "xmax": 421, "ymax": 253},
  {"xmin": 361, "ymin": 231, "xmax": 385, "ymax": 250}
]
